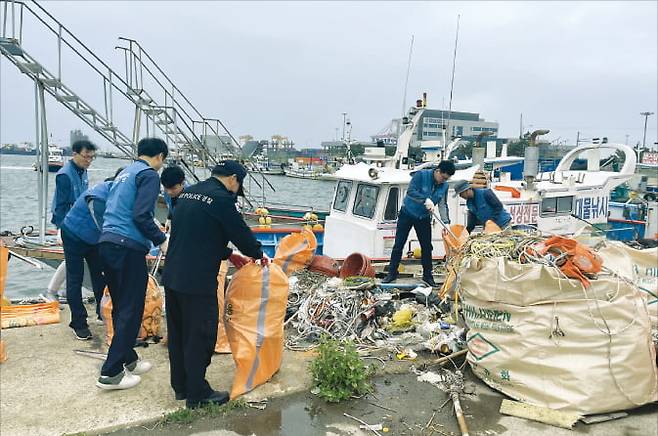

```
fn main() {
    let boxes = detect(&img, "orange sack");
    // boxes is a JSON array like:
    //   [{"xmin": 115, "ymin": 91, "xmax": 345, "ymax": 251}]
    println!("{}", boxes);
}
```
[
  {"xmin": 273, "ymin": 228, "xmax": 317, "ymax": 276},
  {"xmin": 226, "ymin": 262, "xmax": 289, "ymax": 399},
  {"xmin": 101, "ymin": 275, "xmax": 164, "ymax": 345},
  {"xmin": 215, "ymin": 261, "xmax": 230, "ymax": 354}
]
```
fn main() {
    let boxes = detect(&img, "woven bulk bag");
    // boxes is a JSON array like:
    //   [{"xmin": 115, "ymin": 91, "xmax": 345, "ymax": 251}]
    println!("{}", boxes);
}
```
[{"xmin": 461, "ymin": 257, "xmax": 657, "ymax": 415}]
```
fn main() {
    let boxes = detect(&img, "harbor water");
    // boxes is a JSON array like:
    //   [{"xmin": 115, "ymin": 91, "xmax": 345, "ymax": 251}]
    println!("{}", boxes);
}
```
[{"xmin": 0, "ymin": 154, "xmax": 335, "ymax": 299}]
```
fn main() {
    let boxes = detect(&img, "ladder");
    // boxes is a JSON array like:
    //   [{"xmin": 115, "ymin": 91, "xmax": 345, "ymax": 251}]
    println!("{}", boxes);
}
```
[
  {"xmin": 0, "ymin": 0, "xmax": 138, "ymax": 157},
  {"xmin": 114, "ymin": 36, "xmax": 275, "ymax": 200},
  {"xmin": 0, "ymin": 0, "xmax": 274, "ymax": 209}
]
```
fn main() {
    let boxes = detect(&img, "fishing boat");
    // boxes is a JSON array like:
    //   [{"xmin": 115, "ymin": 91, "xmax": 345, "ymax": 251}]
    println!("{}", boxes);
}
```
[
  {"xmin": 284, "ymin": 160, "xmax": 325, "ymax": 179},
  {"xmin": 32, "ymin": 145, "xmax": 64, "ymax": 172},
  {"xmin": 322, "ymin": 101, "xmax": 652, "ymax": 260},
  {"xmin": 47, "ymin": 146, "xmax": 64, "ymax": 172}
]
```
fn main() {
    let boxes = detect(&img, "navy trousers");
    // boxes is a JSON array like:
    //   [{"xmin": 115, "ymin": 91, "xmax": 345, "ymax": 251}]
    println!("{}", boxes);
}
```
[
  {"xmin": 61, "ymin": 227, "xmax": 105, "ymax": 330},
  {"xmin": 388, "ymin": 207, "xmax": 434, "ymax": 279},
  {"xmin": 165, "ymin": 288, "xmax": 218, "ymax": 402},
  {"xmin": 99, "ymin": 242, "xmax": 148, "ymax": 377}
]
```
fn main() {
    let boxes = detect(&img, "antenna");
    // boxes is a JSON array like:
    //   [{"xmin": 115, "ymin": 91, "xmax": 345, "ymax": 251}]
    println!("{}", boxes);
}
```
[
  {"xmin": 445, "ymin": 14, "xmax": 461, "ymax": 142},
  {"xmin": 399, "ymin": 35, "xmax": 415, "ymax": 140}
]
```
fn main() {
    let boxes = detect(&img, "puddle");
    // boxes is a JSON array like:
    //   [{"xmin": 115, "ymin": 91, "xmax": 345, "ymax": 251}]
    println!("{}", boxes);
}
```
[{"xmin": 107, "ymin": 368, "xmax": 658, "ymax": 436}]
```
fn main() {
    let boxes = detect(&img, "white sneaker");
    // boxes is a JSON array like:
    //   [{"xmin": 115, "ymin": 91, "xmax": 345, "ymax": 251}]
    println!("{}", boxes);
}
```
[
  {"xmin": 96, "ymin": 370, "xmax": 141, "ymax": 390},
  {"xmin": 125, "ymin": 359, "xmax": 152, "ymax": 375}
]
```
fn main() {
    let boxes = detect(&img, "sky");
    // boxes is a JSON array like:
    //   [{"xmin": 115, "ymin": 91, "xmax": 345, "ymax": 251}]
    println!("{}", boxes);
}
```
[{"xmin": 1, "ymin": 1, "xmax": 657, "ymax": 151}]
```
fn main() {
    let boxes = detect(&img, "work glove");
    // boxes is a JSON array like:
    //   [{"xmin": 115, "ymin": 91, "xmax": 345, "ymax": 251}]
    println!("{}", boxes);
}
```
[
  {"xmin": 228, "ymin": 251, "xmax": 252, "ymax": 270},
  {"xmin": 256, "ymin": 253, "xmax": 271, "ymax": 267},
  {"xmin": 56, "ymin": 228, "xmax": 63, "ymax": 246},
  {"xmin": 424, "ymin": 198, "xmax": 435, "ymax": 211}
]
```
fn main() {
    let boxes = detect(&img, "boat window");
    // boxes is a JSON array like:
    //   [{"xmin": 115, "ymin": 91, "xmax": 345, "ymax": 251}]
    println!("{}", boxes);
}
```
[
  {"xmin": 384, "ymin": 187, "xmax": 399, "ymax": 221},
  {"xmin": 541, "ymin": 198, "xmax": 557, "ymax": 215},
  {"xmin": 557, "ymin": 196, "xmax": 574, "ymax": 214},
  {"xmin": 353, "ymin": 184, "xmax": 380, "ymax": 219},
  {"xmin": 541, "ymin": 196, "xmax": 574, "ymax": 216},
  {"xmin": 333, "ymin": 180, "xmax": 352, "ymax": 212}
]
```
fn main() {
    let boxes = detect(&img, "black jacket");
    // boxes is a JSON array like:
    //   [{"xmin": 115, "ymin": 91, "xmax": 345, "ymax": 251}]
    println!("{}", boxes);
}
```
[{"xmin": 162, "ymin": 177, "xmax": 263, "ymax": 294}]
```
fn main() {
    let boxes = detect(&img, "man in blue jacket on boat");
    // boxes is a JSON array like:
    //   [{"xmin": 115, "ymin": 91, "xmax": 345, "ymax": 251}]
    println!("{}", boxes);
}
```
[
  {"xmin": 453, "ymin": 180, "xmax": 512, "ymax": 232},
  {"xmin": 60, "ymin": 168, "xmax": 122, "ymax": 341},
  {"xmin": 96, "ymin": 138, "xmax": 169, "ymax": 391},
  {"xmin": 382, "ymin": 160, "xmax": 456, "ymax": 287}
]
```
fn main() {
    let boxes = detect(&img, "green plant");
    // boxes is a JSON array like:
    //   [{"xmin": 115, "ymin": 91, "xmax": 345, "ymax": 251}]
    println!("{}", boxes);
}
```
[
  {"xmin": 309, "ymin": 336, "xmax": 374, "ymax": 402},
  {"xmin": 161, "ymin": 399, "xmax": 247, "ymax": 426}
]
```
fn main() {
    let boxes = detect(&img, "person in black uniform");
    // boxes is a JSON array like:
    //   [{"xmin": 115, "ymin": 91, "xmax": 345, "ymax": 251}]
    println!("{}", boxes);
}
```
[{"xmin": 162, "ymin": 160, "xmax": 268, "ymax": 409}]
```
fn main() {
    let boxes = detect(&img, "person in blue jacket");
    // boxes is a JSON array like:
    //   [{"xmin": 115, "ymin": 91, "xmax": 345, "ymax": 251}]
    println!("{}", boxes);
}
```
[
  {"xmin": 47, "ymin": 140, "xmax": 97, "ymax": 301},
  {"xmin": 51, "ymin": 140, "xmax": 97, "ymax": 227},
  {"xmin": 60, "ymin": 167, "xmax": 123, "ymax": 340},
  {"xmin": 453, "ymin": 180, "xmax": 512, "ymax": 232},
  {"xmin": 160, "ymin": 165, "xmax": 188, "ymax": 232},
  {"xmin": 382, "ymin": 160, "xmax": 456, "ymax": 287},
  {"xmin": 96, "ymin": 138, "xmax": 169, "ymax": 391}
]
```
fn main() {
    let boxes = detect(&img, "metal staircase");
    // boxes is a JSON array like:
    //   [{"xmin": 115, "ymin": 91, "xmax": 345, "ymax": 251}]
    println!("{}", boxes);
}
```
[
  {"xmin": 113, "ymin": 37, "xmax": 275, "ymax": 197},
  {"xmin": 0, "ymin": 0, "xmax": 275, "ymax": 219}
]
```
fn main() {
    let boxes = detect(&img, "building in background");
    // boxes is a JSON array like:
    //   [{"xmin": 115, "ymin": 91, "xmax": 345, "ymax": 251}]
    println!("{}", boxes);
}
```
[
  {"xmin": 372, "ymin": 109, "xmax": 499, "ymax": 147},
  {"xmin": 69, "ymin": 129, "xmax": 88, "ymax": 146}
]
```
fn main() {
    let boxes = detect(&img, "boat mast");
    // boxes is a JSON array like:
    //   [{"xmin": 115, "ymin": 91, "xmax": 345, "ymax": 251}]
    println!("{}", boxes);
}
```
[
  {"xmin": 399, "ymin": 35, "xmax": 415, "ymax": 140},
  {"xmin": 444, "ymin": 14, "xmax": 461, "ymax": 151}
]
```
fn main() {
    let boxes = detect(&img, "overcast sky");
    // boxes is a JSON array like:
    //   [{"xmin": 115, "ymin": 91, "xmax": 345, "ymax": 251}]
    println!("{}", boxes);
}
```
[{"xmin": 1, "ymin": 1, "xmax": 656, "ymax": 150}]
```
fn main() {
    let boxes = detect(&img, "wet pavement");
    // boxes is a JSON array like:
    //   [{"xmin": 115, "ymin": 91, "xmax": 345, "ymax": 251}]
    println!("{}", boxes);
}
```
[{"xmin": 106, "ymin": 370, "xmax": 658, "ymax": 436}]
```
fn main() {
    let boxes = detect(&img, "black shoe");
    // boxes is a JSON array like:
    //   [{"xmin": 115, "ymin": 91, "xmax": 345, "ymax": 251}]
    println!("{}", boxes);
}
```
[
  {"xmin": 73, "ymin": 326, "xmax": 92, "ymax": 340},
  {"xmin": 381, "ymin": 274, "xmax": 398, "ymax": 284},
  {"xmin": 186, "ymin": 390, "xmax": 230, "ymax": 409},
  {"xmin": 175, "ymin": 391, "xmax": 187, "ymax": 401},
  {"xmin": 422, "ymin": 277, "xmax": 438, "ymax": 287}
]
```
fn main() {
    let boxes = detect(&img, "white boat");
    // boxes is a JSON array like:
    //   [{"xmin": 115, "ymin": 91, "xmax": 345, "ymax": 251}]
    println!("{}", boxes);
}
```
[
  {"xmin": 323, "ymin": 103, "xmax": 644, "ymax": 260},
  {"xmin": 284, "ymin": 161, "xmax": 324, "ymax": 179},
  {"xmin": 32, "ymin": 145, "xmax": 64, "ymax": 172},
  {"xmin": 47, "ymin": 145, "xmax": 64, "ymax": 172}
]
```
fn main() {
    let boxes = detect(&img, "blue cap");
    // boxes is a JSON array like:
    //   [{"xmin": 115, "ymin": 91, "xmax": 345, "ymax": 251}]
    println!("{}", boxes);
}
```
[{"xmin": 453, "ymin": 180, "xmax": 471, "ymax": 196}]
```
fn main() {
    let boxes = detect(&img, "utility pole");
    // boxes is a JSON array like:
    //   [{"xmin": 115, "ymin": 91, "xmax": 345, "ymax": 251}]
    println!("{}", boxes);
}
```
[
  {"xmin": 341, "ymin": 112, "xmax": 347, "ymax": 142},
  {"xmin": 519, "ymin": 113, "xmax": 523, "ymax": 139},
  {"xmin": 640, "ymin": 111, "xmax": 654, "ymax": 151}
]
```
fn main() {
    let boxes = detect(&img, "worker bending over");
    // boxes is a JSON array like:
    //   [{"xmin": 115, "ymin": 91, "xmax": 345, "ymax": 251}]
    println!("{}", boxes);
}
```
[
  {"xmin": 453, "ymin": 180, "xmax": 511, "ymax": 232},
  {"xmin": 160, "ymin": 165, "xmax": 188, "ymax": 232}
]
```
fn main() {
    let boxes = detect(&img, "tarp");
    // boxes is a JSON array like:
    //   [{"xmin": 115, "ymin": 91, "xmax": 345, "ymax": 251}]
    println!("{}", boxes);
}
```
[
  {"xmin": 101, "ymin": 275, "xmax": 163, "ymax": 345},
  {"xmin": 1, "ymin": 301, "xmax": 60, "ymax": 329},
  {"xmin": 461, "ymin": 257, "xmax": 657, "ymax": 415}
]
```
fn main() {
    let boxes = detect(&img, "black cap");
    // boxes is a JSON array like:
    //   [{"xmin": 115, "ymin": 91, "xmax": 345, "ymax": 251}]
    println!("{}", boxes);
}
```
[{"xmin": 212, "ymin": 160, "xmax": 247, "ymax": 196}]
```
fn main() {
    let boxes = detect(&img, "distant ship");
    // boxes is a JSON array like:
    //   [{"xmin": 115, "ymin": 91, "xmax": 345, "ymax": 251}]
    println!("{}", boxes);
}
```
[{"xmin": 32, "ymin": 145, "xmax": 64, "ymax": 172}]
